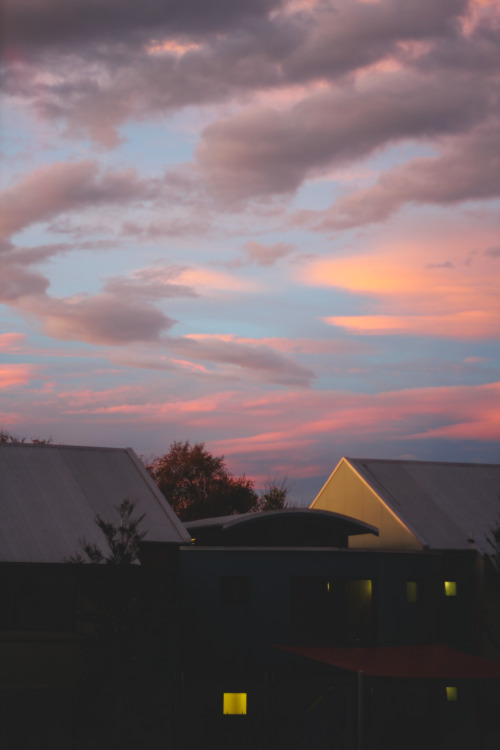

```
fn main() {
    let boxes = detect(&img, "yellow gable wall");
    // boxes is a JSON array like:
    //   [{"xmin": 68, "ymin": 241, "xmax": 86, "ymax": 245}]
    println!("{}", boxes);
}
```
[{"xmin": 311, "ymin": 459, "xmax": 422, "ymax": 550}]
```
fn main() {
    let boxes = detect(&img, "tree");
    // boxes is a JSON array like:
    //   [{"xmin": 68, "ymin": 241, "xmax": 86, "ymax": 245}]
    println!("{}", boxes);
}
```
[
  {"xmin": 146, "ymin": 440, "xmax": 259, "ymax": 521},
  {"xmin": 0, "ymin": 430, "xmax": 52, "ymax": 444},
  {"xmin": 257, "ymin": 477, "xmax": 290, "ymax": 511},
  {"xmin": 70, "ymin": 499, "xmax": 147, "ymax": 564},
  {"xmin": 69, "ymin": 501, "xmax": 168, "ymax": 748}
]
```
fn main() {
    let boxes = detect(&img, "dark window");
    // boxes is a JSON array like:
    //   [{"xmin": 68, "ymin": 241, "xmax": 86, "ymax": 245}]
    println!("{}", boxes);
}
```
[
  {"xmin": 293, "ymin": 576, "xmax": 374, "ymax": 645},
  {"xmin": 220, "ymin": 576, "xmax": 251, "ymax": 605}
]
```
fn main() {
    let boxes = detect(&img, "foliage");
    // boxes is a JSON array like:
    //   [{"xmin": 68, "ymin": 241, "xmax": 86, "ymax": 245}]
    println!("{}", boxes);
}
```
[
  {"xmin": 69, "ymin": 501, "xmax": 170, "ymax": 747},
  {"xmin": 0, "ymin": 430, "xmax": 52, "ymax": 444},
  {"xmin": 70, "ymin": 499, "xmax": 147, "ymax": 564},
  {"xmin": 146, "ymin": 440, "xmax": 259, "ymax": 521},
  {"xmin": 257, "ymin": 477, "xmax": 291, "ymax": 511}
]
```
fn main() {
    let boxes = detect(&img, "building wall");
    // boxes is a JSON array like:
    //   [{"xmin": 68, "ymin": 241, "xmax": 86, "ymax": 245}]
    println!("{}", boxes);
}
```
[
  {"xmin": 178, "ymin": 545, "xmax": 484, "ymax": 750},
  {"xmin": 312, "ymin": 459, "xmax": 421, "ymax": 550}
]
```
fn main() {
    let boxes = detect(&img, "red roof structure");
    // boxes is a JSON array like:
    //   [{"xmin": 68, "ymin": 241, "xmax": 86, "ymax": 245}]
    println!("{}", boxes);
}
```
[{"xmin": 279, "ymin": 643, "xmax": 500, "ymax": 679}]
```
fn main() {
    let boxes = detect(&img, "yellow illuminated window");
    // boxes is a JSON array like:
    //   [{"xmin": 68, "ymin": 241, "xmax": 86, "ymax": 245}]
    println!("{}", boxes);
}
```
[
  {"xmin": 223, "ymin": 693, "xmax": 247, "ymax": 715},
  {"xmin": 406, "ymin": 581, "xmax": 418, "ymax": 603},
  {"xmin": 446, "ymin": 686, "xmax": 458, "ymax": 701},
  {"xmin": 444, "ymin": 581, "xmax": 457, "ymax": 597}
]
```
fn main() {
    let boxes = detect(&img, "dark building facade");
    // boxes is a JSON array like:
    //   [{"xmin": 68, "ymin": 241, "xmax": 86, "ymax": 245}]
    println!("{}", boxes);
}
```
[{"xmin": 2, "ymin": 445, "xmax": 500, "ymax": 749}]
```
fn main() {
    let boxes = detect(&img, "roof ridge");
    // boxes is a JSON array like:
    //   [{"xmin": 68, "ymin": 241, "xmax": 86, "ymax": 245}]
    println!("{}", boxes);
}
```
[{"xmin": 346, "ymin": 456, "xmax": 500, "ymax": 469}]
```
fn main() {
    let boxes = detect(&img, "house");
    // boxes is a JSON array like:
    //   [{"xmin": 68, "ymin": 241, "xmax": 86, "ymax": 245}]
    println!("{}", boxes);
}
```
[
  {"xmin": 3, "ymin": 444, "xmax": 500, "ymax": 749},
  {"xmin": 0, "ymin": 442, "xmax": 190, "ymax": 750},
  {"xmin": 310, "ymin": 457, "xmax": 500, "ymax": 554},
  {"xmin": 178, "ymin": 503, "xmax": 500, "ymax": 750}
]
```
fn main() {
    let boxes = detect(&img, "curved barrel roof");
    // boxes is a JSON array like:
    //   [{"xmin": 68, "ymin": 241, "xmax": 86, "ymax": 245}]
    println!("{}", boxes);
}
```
[{"xmin": 186, "ymin": 507, "xmax": 378, "ymax": 547}]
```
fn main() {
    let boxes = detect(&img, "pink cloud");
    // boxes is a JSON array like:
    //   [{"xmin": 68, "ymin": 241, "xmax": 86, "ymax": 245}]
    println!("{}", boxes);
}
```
[
  {"xmin": 0, "ymin": 333, "xmax": 26, "ymax": 352},
  {"xmin": 326, "ymin": 311, "xmax": 500, "ymax": 339},
  {"xmin": 0, "ymin": 364, "xmax": 36, "ymax": 389},
  {"xmin": 303, "ymin": 229, "xmax": 500, "ymax": 339},
  {"xmin": 49, "ymin": 379, "xmax": 500, "ymax": 449}
]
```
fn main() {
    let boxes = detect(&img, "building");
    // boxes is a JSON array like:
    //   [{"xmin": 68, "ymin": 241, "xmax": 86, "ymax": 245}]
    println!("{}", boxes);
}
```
[
  {"xmin": 310, "ymin": 457, "xmax": 500, "ymax": 554},
  {"xmin": 179, "ymin": 504, "xmax": 500, "ymax": 750},
  {"xmin": 2, "ymin": 445, "xmax": 500, "ymax": 748},
  {"xmin": 0, "ymin": 442, "xmax": 190, "ymax": 749}
]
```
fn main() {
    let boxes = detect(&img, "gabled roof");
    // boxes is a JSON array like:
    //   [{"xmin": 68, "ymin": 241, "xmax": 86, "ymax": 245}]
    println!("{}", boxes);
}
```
[
  {"xmin": 186, "ymin": 508, "xmax": 378, "ymax": 547},
  {"xmin": 0, "ymin": 443, "xmax": 191, "ymax": 562},
  {"xmin": 343, "ymin": 457, "xmax": 500, "ymax": 555}
]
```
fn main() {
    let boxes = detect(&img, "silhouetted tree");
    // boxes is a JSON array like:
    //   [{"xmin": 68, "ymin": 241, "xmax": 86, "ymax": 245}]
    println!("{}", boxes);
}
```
[
  {"xmin": 0, "ymin": 430, "xmax": 52, "ymax": 444},
  {"xmin": 70, "ymin": 499, "xmax": 146, "ymax": 564},
  {"xmin": 146, "ymin": 440, "xmax": 259, "ymax": 521},
  {"xmin": 70, "ymin": 501, "xmax": 170, "ymax": 749},
  {"xmin": 257, "ymin": 477, "xmax": 291, "ymax": 511}
]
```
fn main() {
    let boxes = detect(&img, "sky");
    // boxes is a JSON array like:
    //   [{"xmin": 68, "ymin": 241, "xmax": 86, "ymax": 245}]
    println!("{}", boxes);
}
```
[{"xmin": 1, "ymin": 0, "xmax": 499, "ymax": 503}]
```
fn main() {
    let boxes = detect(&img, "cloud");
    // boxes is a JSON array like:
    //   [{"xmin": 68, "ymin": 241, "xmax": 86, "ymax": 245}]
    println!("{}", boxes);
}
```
[
  {"xmin": 2, "ymin": 0, "xmax": 282, "ymax": 50},
  {"xmin": 45, "ymin": 379, "xmax": 500, "ymax": 451},
  {"xmin": 195, "ymin": 68, "xmax": 491, "ymax": 200},
  {"xmin": 2, "ymin": 0, "xmax": 485, "ymax": 149},
  {"xmin": 35, "ymin": 294, "xmax": 175, "ymax": 346},
  {"xmin": 0, "ymin": 333, "xmax": 26, "ymax": 352},
  {"xmin": 0, "ymin": 364, "xmax": 36, "ymax": 389},
  {"xmin": 312, "ymin": 124, "xmax": 500, "ymax": 230},
  {"xmin": 303, "ymin": 229, "xmax": 500, "ymax": 339},
  {"xmin": 325, "ymin": 311, "xmax": 500, "ymax": 339},
  {"xmin": 0, "ymin": 251, "xmax": 182, "ymax": 346},
  {"xmin": 103, "ymin": 265, "xmax": 198, "ymax": 301},
  {"xmin": 231, "ymin": 240, "xmax": 295, "ymax": 267},
  {"xmin": 0, "ymin": 160, "xmax": 158, "ymax": 239},
  {"xmin": 184, "ymin": 334, "xmax": 362, "ymax": 355},
  {"xmin": 172, "ymin": 333, "xmax": 316, "ymax": 386},
  {"xmin": 205, "ymin": 381, "xmax": 500, "ymax": 465}
]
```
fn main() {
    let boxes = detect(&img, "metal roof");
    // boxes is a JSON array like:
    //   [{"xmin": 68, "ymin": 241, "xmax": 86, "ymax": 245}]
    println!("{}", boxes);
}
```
[
  {"xmin": 187, "ymin": 508, "xmax": 378, "ymax": 535},
  {"xmin": 345, "ymin": 457, "xmax": 500, "ymax": 554},
  {"xmin": 0, "ymin": 443, "xmax": 190, "ymax": 562},
  {"xmin": 186, "ymin": 508, "xmax": 378, "ymax": 546}
]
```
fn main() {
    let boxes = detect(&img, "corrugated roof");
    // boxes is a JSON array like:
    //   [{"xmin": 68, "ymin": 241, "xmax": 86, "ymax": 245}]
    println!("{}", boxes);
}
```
[
  {"xmin": 0, "ymin": 443, "xmax": 190, "ymax": 562},
  {"xmin": 346, "ymin": 457, "xmax": 500, "ymax": 554}
]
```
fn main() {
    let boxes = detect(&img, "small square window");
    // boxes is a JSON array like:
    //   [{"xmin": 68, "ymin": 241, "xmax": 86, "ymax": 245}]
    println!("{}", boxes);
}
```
[
  {"xmin": 406, "ymin": 581, "xmax": 418, "ymax": 604},
  {"xmin": 223, "ymin": 693, "xmax": 247, "ymax": 714},
  {"xmin": 444, "ymin": 581, "xmax": 457, "ymax": 597},
  {"xmin": 220, "ymin": 576, "xmax": 251, "ymax": 605}
]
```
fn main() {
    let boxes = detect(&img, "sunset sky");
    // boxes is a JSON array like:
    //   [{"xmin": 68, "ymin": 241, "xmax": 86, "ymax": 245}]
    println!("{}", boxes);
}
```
[{"xmin": 1, "ymin": 0, "xmax": 499, "ymax": 501}]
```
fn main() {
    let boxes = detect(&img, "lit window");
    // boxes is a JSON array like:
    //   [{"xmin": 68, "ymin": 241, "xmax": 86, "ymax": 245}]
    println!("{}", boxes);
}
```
[
  {"xmin": 444, "ymin": 581, "xmax": 457, "ymax": 597},
  {"xmin": 223, "ymin": 693, "xmax": 247, "ymax": 715},
  {"xmin": 406, "ymin": 581, "xmax": 418, "ymax": 603},
  {"xmin": 446, "ymin": 686, "xmax": 458, "ymax": 701}
]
